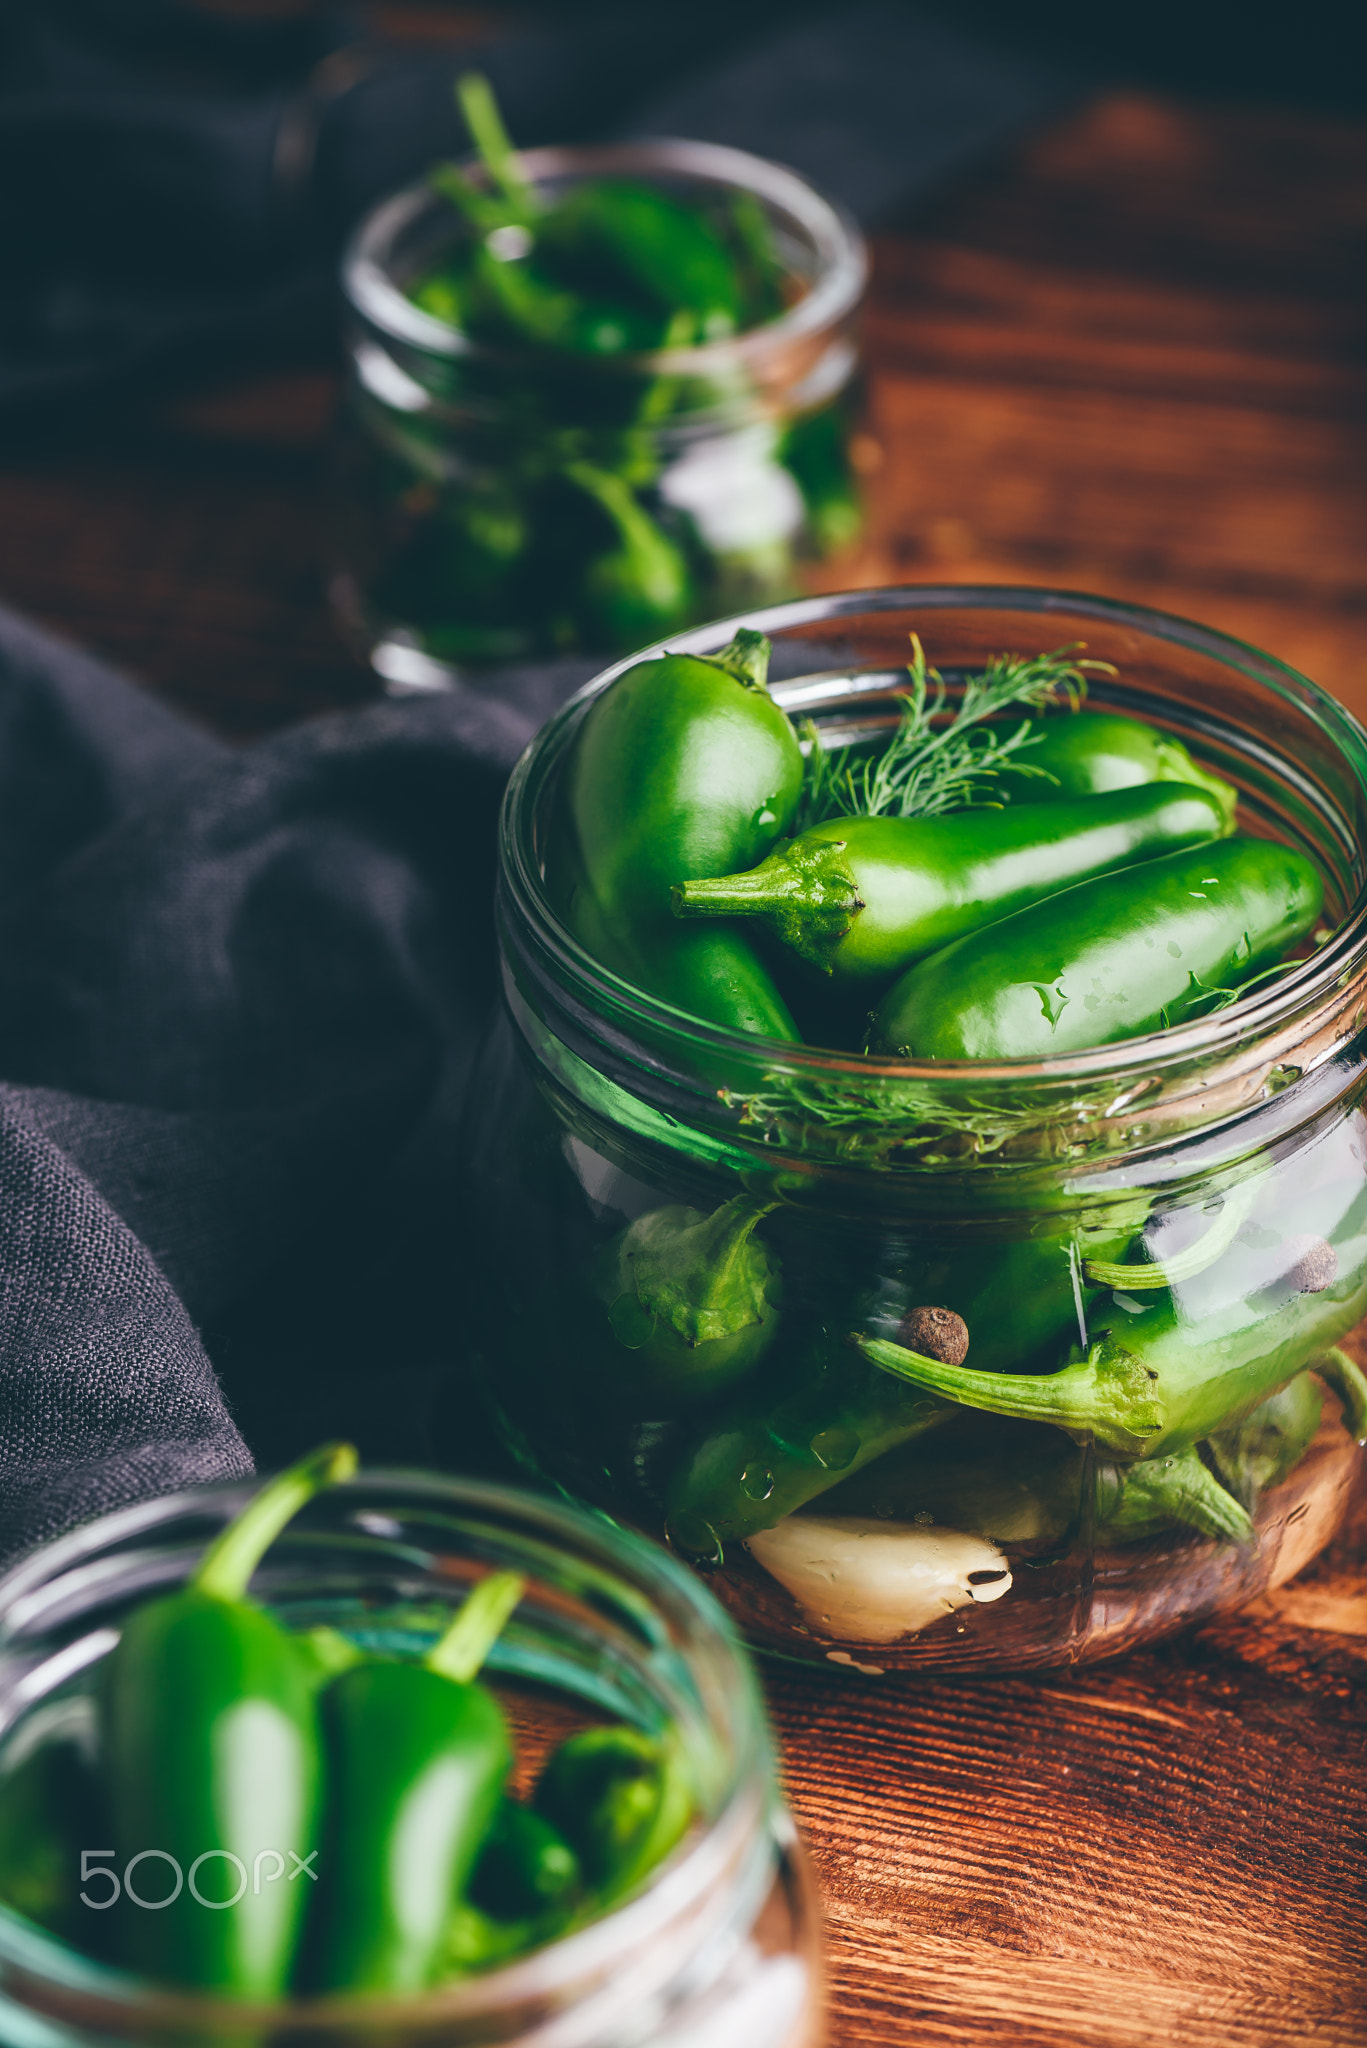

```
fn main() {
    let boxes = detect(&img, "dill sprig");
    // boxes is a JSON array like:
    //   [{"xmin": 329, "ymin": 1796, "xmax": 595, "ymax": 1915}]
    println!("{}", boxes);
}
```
[
  {"xmin": 719, "ymin": 1071, "xmax": 1120, "ymax": 1169},
  {"xmin": 798, "ymin": 638, "xmax": 1113, "ymax": 829}
]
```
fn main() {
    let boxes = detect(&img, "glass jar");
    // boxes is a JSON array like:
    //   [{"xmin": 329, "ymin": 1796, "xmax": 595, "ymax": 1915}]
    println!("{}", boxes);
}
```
[
  {"xmin": 0, "ymin": 1474, "xmax": 819, "ymax": 2045},
  {"xmin": 331, "ymin": 140, "xmax": 867, "ymax": 692},
  {"xmin": 460, "ymin": 584, "xmax": 1367, "ymax": 1675}
]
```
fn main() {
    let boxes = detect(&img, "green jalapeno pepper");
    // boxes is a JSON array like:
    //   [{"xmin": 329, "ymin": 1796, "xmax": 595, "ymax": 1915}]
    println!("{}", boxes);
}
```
[
  {"xmin": 469, "ymin": 1798, "xmax": 582, "ymax": 1923},
  {"xmin": 535, "ymin": 181, "xmax": 743, "ymax": 340},
  {"xmin": 661, "ymin": 1219, "xmax": 1141, "ymax": 1555},
  {"xmin": 1096, "ymin": 1445, "xmax": 1253, "ymax": 1544},
  {"xmin": 554, "ymin": 629, "xmax": 803, "ymax": 1037},
  {"xmin": 534, "ymin": 1727, "xmax": 693, "ymax": 1905},
  {"xmin": 817, "ymin": 1412, "xmax": 1248, "ymax": 1545},
  {"xmin": 439, "ymin": 1800, "xmax": 583, "ymax": 1978},
  {"xmin": 663, "ymin": 1348, "xmax": 956, "ymax": 1559},
  {"xmin": 99, "ymin": 1443, "xmax": 356, "ymax": 1997},
  {"xmin": 562, "ymin": 461, "xmax": 693, "ymax": 647},
  {"xmin": 1005, "ymin": 711, "xmax": 1239, "ymax": 829},
  {"xmin": 305, "ymin": 1571, "xmax": 522, "ymax": 1996},
  {"xmin": 818, "ymin": 1366, "xmax": 1329, "ymax": 1552},
  {"xmin": 871, "ymin": 836, "xmax": 1324, "ymax": 1060},
  {"xmin": 673, "ymin": 784, "xmax": 1230, "ymax": 984},
  {"xmin": 856, "ymin": 1211, "xmax": 1367, "ymax": 1460}
]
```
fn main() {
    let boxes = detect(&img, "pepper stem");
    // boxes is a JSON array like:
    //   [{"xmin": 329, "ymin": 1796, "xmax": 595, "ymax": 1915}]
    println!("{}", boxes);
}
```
[
  {"xmin": 427, "ymin": 1571, "xmax": 526, "ymax": 1684},
  {"xmin": 672, "ymin": 837, "xmax": 862, "ymax": 972},
  {"xmin": 563, "ymin": 462, "xmax": 686, "ymax": 609},
  {"xmin": 1315, "ymin": 1347, "xmax": 1367, "ymax": 1441},
  {"xmin": 630, "ymin": 1197, "xmax": 777, "ymax": 1344},
  {"xmin": 1083, "ymin": 1181, "xmax": 1258, "ymax": 1291},
  {"xmin": 193, "ymin": 1442, "xmax": 358, "ymax": 1603},
  {"xmin": 456, "ymin": 72, "xmax": 538, "ymax": 220},
  {"xmin": 855, "ymin": 1333, "xmax": 1167, "ymax": 1457},
  {"xmin": 706, "ymin": 628, "xmax": 770, "ymax": 692},
  {"xmin": 1104, "ymin": 1446, "xmax": 1254, "ymax": 1546}
]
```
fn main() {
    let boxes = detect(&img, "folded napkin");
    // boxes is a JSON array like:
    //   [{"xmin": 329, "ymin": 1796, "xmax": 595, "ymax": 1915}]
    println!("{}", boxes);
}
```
[{"xmin": 0, "ymin": 603, "xmax": 597, "ymax": 1565}]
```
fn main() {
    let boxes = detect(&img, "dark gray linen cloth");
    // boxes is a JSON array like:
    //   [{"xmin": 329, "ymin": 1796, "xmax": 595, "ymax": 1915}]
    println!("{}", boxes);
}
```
[
  {"xmin": 0, "ymin": 602, "xmax": 596, "ymax": 1564},
  {"xmin": 0, "ymin": 1, "xmax": 1091, "ymax": 1563}
]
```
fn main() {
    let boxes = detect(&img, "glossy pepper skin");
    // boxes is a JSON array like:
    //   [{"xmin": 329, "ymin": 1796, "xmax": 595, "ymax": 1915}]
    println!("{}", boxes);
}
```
[
  {"xmin": 554, "ymin": 629, "xmax": 804, "ymax": 1037},
  {"xmin": 663, "ymin": 1348, "xmax": 955, "ymax": 1559},
  {"xmin": 306, "ymin": 1572, "xmax": 522, "ymax": 1996},
  {"xmin": 469, "ymin": 1799, "xmax": 581, "ymax": 1923},
  {"xmin": 1006, "ymin": 712, "xmax": 1238, "ymax": 830},
  {"xmin": 100, "ymin": 1443, "xmax": 356, "ymax": 1997},
  {"xmin": 673, "ymin": 784, "xmax": 1230, "ymax": 984},
  {"xmin": 871, "ymin": 836, "xmax": 1324, "ymax": 1060},
  {"xmin": 534, "ymin": 1727, "xmax": 692, "ymax": 1905}
]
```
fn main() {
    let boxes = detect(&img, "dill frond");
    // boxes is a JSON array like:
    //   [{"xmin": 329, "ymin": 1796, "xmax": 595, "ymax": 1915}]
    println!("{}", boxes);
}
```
[{"xmin": 801, "ymin": 637, "xmax": 1114, "ymax": 826}]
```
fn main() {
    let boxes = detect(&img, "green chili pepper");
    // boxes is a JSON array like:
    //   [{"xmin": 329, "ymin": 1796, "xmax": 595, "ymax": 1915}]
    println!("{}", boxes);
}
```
[
  {"xmin": 673, "ymin": 784, "xmax": 1230, "ymax": 984},
  {"xmin": 779, "ymin": 403, "xmax": 863, "ymax": 554},
  {"xmin": 661, "ymin": 1219, "xmax": 1140, "ymax": 1555},
  {"xmin": 534, "ymin": 1727, "xmax": 693, "ymax": 1905},
  {"xmin": 305, "ymin": 1571, "xmax": 523, "ymax": 1996},
  {"xmin": 100, "ymin": 1443, "xmax": 356, "ymax": 1996},
  {"xmin": 554, "ymin": 629, "xmax": 804, "ymax": 1038},
  {"xmin": 1095, "ymin": 1445, "xmax": 1254, "ymax": 1544},
  {"xmin": 563, "ymin": 461, "xmax": 693, "ymax": 647},
  {"xmin": 535, "ymin": 181, "xmax": 743, "ymax": 339},
  {"xmin": 436, "ymin": 1798, "xmax": 583, "ymax": 1980},
  {"xmin": 662, "ymin": 1325, "xmax": 956, "ymax": 1558},
  {"xmin": 439, "ymin": 1899, "xmax": 545, "ymax": 1975},
  {"xmin": 589, "ymin": 1197, "xmax": 781, "ymax": 1412},
  {"xmin": 822, "ymin": 1367, "xmax": 1326, "ymax": 1551},
  {"xmin": 1005, "ymin": 712, "xmax": 1239, "ymax": 829},
  {"xmin": 871, "ymin": 836, "xmax": 1324, "ymax": 1059},
  {"xmin": 1311, "ymin": 1345, "xmax": 1367, "ymax": 1441},
  {"xmin": 855, "ymin": 1216, "xmax": 1367, "ymax": 1460},
  {"xmin": 468, "ymin": 1798, "xmax": 581, "ymax": 1923}
]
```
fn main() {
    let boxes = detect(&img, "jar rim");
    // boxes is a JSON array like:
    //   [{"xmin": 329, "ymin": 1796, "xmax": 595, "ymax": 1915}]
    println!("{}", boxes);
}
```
[
  {"xmin": 0, "ymin": 1471, "xmax": 777, "ymax": 2038},
  {"xmin": 341, "ymin": 135, "xmax": 868, "ymax": 373},
  {"xmin": 497, "ymin": 584, "xmax": 1367, "ymax": 1156}
]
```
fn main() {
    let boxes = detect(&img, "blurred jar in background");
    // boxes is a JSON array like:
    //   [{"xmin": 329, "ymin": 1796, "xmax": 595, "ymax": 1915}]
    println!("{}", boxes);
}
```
[{"xmin": 331, "ymin": 139, "xmax": 867, "ymax": 691}]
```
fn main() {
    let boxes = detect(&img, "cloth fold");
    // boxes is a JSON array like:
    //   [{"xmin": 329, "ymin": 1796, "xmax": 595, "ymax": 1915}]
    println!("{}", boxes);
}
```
[{"xmin": 0, "ymin": 603, "xmax": 595, "ymax": 1564}]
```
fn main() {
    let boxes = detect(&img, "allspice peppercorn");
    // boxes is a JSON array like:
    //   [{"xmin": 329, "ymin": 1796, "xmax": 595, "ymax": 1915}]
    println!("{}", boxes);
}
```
[{"xmin": 895, "ymin": 1305, "xmax": 970, "ymax": 1365}]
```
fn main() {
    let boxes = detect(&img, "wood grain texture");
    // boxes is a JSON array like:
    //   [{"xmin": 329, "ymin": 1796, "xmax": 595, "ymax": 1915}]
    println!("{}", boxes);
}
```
[{"xmin": 0, "ymin": 80, "xmax": 1364, "ymax": 2047}]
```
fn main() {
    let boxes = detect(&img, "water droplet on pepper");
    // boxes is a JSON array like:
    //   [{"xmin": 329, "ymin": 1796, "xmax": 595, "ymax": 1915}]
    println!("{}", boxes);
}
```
[
  {"xmin": 809, "ymin": 1426, "xmax": 858, "ymax": 1470},
  {"xmin": 740, "ymin": 1463, "xmax": 775, "ymax": 1501}
]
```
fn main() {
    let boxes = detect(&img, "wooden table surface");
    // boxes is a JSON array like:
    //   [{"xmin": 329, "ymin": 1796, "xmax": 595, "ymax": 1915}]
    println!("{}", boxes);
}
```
[{"xmin": 2, "ymin": 82, "xmax": 1365, "ymax": 2048}]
